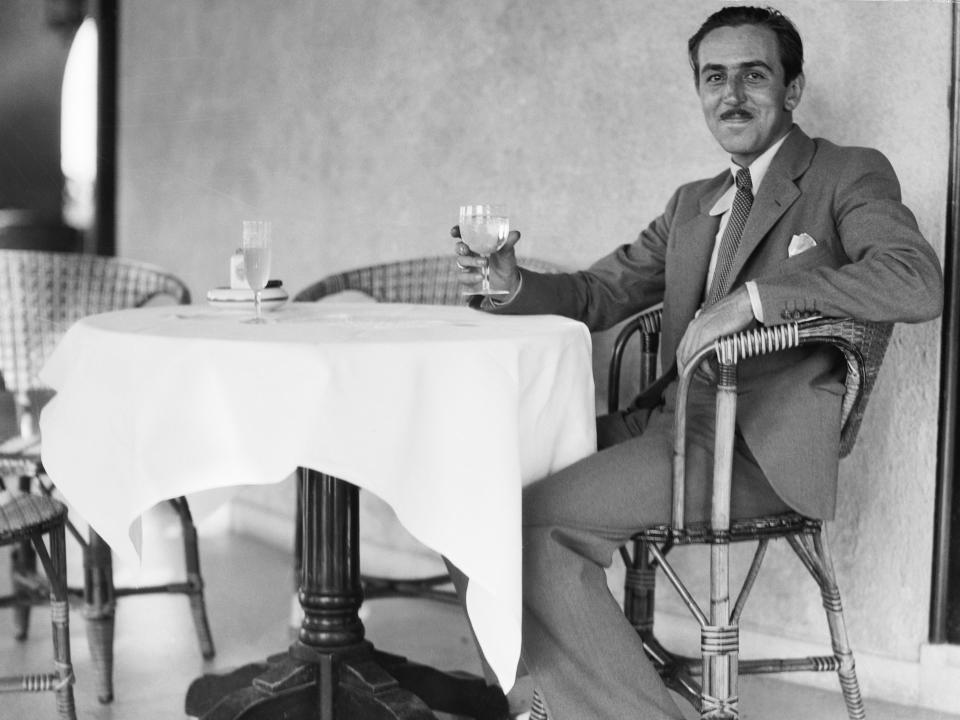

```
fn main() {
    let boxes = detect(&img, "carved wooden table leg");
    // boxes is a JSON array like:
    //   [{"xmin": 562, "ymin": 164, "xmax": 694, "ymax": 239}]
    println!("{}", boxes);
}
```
[{"xmin": 185, "ymin": 468, "xmax": 508, "ymax": 720}]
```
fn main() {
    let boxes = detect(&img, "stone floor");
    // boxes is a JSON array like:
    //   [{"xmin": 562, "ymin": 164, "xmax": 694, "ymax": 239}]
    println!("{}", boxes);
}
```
[{"xmin": 1, "ymin": 506, "xmax": 958, "ymax": 720}]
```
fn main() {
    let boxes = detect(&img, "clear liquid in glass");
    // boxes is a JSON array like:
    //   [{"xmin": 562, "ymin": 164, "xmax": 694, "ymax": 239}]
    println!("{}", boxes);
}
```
[
  {"xmin": 458, "ymin": 206, "xmax": 509, "ymax": 296},
  {"xmin": 243, "ymin": 246, "xmax": 271, "ymax": 291},
  {"xmin": 459, "ymin": 215, "xmax": 508, "ymax": 256}
]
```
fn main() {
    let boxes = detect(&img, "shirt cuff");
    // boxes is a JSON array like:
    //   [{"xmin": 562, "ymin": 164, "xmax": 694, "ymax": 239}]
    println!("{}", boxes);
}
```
[
  {"xmin": 483, "ymin": 270, "xmax": 523, "ymax": 308},
  {"xmin": 745, "ymin": 280, "xmax": 764, "ymax": 323}
]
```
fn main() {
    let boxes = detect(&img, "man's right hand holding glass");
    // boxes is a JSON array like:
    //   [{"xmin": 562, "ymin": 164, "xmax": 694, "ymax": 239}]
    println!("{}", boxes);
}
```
[{"xmin": 451, "ymin": 225, "xmax": 523, "ymax": 302}]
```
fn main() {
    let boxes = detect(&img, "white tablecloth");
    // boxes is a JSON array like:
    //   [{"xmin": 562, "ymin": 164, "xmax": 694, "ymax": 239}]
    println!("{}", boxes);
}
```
[{"xmin": 38, "ymin": 301, "xmax": 596, "ymax": 690}]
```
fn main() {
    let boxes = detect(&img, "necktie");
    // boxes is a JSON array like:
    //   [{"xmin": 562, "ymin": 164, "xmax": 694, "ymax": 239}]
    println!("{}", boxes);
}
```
[{"xmin": 705, "ymin": 167, "xmax": 753, "ymax": 305}]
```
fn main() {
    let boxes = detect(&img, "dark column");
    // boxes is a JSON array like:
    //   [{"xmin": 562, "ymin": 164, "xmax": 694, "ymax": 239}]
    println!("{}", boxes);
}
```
[
  {"xmin": 90, "ymin": 0, "xmax": 117, "ymax": 256},
  {"xmin": 931, "ymin": 1, "xmax": 960, "ymax": 646}
]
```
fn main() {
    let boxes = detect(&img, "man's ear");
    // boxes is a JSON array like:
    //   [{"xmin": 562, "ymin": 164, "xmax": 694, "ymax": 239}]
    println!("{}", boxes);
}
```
[{"xmin": 784, "ymin": 72, "xmax": 805, "ymax": 111}]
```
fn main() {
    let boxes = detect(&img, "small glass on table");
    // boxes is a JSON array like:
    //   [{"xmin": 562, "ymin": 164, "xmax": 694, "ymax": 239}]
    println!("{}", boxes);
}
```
[
  {"xmin": 458, "ymin": 204, "xmax": 509, "ymax": 296},
  {"xmin": 242, "ymin": 220, "xmax": 272, "ymax": 323}
]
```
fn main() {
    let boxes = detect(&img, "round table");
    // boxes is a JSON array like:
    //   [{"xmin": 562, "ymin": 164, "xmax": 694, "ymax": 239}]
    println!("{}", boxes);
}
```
[{"xmin": 40, "ymin": 301, "xmax": 596, "ymax": 719}]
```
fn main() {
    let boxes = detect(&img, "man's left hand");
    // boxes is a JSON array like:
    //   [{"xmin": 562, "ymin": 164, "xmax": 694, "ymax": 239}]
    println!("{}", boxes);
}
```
[{"xmin": 676, "ymin": 287, "xmax": 755, "ymax": 377}]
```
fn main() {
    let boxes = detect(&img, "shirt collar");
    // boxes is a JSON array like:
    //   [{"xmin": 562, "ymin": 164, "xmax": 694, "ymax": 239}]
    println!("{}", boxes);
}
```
[{"xmin": 708, "ymin": 128, "xmax": 793, "ymax": 217}]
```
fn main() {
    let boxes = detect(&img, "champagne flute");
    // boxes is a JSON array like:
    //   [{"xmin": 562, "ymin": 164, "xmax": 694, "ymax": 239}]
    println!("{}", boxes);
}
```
[
  {"xmin": 458, "ymin": 204, "xmax": 510, "ymax": 296},
  {"xmin": 242, "ymin": 220, "xmax": 272, "ymax": 323}
]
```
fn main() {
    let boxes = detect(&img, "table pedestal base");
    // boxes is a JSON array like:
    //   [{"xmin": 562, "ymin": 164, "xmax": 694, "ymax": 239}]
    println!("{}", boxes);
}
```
[
  {"xmin": 185, "ymin": 469, "xmax": 509, "ymax": 720},
  {"xmin": 185, "ymin": 642, "xmax": 509, "ymax": 720}
]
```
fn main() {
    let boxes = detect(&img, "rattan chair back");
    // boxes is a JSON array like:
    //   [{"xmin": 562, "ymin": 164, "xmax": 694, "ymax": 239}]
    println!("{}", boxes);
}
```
[
  {"xmin": 794, "ymin": 318, "xmax": 893, "ymax": 458},
  {"xmin": 293, "ymin": 255, "xmax": 562, "ymax": 304},
  {"xmin": 0, "ymin": 250, "xmax": 191, "ymax": 395}
]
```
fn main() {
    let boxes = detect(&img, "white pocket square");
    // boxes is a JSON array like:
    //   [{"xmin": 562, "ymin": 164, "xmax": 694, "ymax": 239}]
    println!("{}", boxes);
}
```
[{"xmin": 788, "ymin": 232, "xmax": 817, "ymax": 257}]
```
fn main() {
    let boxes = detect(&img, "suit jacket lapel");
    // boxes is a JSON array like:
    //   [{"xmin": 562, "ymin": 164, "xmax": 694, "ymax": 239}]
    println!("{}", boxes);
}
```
[
  {"xmin": 724, "ymin": 127, "xmax": 815, "ymax": 285},
  {"xmin": 661, "ymin": 176, "xmax": 727, "ymax": 359}
]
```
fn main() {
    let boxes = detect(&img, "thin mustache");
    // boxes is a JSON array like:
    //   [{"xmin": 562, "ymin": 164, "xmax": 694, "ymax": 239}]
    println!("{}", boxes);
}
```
[{"xmin": 720, "ymin": 109, "xmax": 754, "ymax": 120}]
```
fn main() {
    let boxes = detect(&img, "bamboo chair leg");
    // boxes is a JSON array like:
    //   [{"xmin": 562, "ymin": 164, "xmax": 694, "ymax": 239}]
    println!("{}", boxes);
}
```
[
  {"xmin": 622, "ymin": 540, "xmax": 657, "ymax": 637},
  {"xmin": 42, "ymin": 525, "xmax": 78, "ymax": 720},
  {"xmin": 83, "ymin": 530, "xmax": 115, "ymax": 704},
  {"xmin": 169, "ymin": 497, "xmax": 216, "ymax": 659},
  {"xmin": 813, "ymin": 528, "xmax": 865, "ymax": 720},
  {"xmin": 11, "ymin": 537, "xmax": 36, "ymax": 640},
  {"xmin": 700, "ymin": 361, "xmax": 739, "ymax": 720},
  {"xmin": 12, "ymin": 475, "xmax": 36, "ymax": 640}
]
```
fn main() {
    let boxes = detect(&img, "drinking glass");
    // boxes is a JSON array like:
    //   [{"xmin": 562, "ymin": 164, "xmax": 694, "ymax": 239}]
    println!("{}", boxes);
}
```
[
  {"xmin": 458, "ymin": 204, "xmax": 510, "ymax": 296},
  {"xmin": 242, "ymin": 220, "xmax": 272, "ymax": 323}
]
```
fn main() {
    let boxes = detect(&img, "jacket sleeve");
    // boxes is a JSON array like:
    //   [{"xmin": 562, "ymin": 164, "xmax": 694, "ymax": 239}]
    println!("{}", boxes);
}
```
[
  {"xmin": 489, "ymin": 190, "xmax": 677, "ymax": 332},
  {"xmin": 754, "ymin": 148, "xmax": 943, "ymax": 324}
]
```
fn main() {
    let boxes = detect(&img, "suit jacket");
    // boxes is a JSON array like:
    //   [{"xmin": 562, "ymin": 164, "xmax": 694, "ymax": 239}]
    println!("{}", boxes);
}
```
[{"xmin": 494, "ymin": 126, "xmax": 943, "ymax": 519}]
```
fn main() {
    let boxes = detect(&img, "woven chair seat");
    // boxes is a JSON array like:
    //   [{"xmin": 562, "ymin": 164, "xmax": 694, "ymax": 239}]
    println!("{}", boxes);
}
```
[
  {"xmin": 636, "ymin": 511, "xmax": 821, "ymax": 545},
  {"xmin": 0, "ymin": 494, "xmax": 67, "ymax": 544}
]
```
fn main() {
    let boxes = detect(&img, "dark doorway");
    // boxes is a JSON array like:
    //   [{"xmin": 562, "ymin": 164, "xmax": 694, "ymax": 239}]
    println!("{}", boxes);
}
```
[{"xmin": 0, "ymin": 0, "xmax": 115, "ymax": 256}]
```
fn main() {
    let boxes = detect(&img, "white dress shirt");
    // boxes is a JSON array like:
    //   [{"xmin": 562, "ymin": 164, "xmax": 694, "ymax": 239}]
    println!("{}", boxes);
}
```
[{"xmin": 706, "ymin": 129, "xmax": 793, "ymax": 322}]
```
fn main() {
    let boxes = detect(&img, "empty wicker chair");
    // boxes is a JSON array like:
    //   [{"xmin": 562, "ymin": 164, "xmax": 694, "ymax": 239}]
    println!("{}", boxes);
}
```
[
  {"xmin": 294, "ymin": 254, "xmax": 562, "ymax": 305},
  {"xmin": 0, "ymin": 249, "xmax": 216, "ymax": 703},
  {"xmin": 294, "ymin": 254, "xmax": 563, "ymax": 602},
  {"xmin": 0, "ymin": 492, "xmax": 76, "ymax": 720},
  {"xmin": 531, "ymin": 309, "xmax": 889, "ymax": 720}
]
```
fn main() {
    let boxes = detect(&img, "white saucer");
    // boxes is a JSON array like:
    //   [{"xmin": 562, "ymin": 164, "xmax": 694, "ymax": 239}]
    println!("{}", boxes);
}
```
[{"xmin": 206, "ymin": 286, "xmax": 289, "ymax": 312}]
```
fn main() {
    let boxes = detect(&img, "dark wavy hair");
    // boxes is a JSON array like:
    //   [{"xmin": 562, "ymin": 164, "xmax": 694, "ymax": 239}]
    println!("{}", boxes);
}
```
[{"xmin": 688, "ymin": 6, "xmax": 803, "ymax": 86}]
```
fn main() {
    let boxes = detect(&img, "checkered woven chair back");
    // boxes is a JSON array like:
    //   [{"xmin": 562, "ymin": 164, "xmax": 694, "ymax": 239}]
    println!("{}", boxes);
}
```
[
  {"xmin": 795, "ymin": 317, "xmax": 893, "ymax": 458},
  {"xmin": 0, "ymin": 250, "xmax": 190, "ymax": 394}
]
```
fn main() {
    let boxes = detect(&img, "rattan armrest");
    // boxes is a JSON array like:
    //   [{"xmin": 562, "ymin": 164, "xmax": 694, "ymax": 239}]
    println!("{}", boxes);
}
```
[
  {"xmin": 671, "ymin": 316, "xmax": 893, "ymax": 532},
  {"xmin": 710, "ymin": 317, "xmax": 893, "ymax": 451}
]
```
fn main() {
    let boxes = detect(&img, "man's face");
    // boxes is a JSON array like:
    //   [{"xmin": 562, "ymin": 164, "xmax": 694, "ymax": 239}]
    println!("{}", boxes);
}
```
[{"xmin": 696, "ymin": 24, "xmax": 803, "ymax": 167}]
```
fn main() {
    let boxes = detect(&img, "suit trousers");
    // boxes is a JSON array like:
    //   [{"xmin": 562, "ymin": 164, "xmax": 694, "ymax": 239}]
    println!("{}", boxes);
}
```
[{"xmin": 447, "ymin": 380, "xmax": 793, "ymax": 720}]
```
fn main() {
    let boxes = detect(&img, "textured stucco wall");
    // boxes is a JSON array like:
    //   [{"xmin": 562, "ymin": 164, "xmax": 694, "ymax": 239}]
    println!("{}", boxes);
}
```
[{"xmin": 117, "ymin": 0, "xmax": 949, "ymax": 675}]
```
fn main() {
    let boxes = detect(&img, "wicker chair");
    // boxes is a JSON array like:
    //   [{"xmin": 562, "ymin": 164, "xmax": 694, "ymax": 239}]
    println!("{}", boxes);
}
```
[
  {"xmin": 531, "ymin": 306, "xmax": 891, "ymax": 720},
  {"xmin": 294, "ymin": 254, "xmax": 563, "ymax": 603},
  {"xmin": 0, "ymin": 493, "xmax": 77, "ymax": 719},
  {"xmin": 0, "ymin": 249, "xmax": 216, "ymax": 703},
  {"xmin": 294, "ymin": 254, "xmax": 562, "ymax": 305}
]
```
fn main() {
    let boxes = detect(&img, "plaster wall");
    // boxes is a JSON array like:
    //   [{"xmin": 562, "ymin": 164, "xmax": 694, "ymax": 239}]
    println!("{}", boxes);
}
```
[{"xmin": 117, "ymin": 0, "xmax": 951, "ymax": 708}]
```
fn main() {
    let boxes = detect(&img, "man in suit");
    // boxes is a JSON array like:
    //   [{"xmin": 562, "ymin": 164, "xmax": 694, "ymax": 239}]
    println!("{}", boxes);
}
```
[{"xmin": 453, "ymin": 6, "xmax": 943, "ymax": 719}]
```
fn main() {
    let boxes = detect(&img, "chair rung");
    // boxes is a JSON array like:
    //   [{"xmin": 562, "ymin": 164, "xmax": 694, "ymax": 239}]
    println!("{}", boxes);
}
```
[
  {"xmin": 739, "ymin": 655, "xmax": 840, "ymax": 674},
  {"xmin": 0, "ymin": 673, "xmax": 63, "ymax": 693},
  {"xmin": 114, "ymin": 581, "xmax": 197, "ymax": 597},
  {"xmin": 672, "ymin": 656, "xmax": 841, "ymax": 676},
  {"xmin": 637, "ymin": 512, "xmax": 821, "ymax": 544},
  {"xmin": 644, "ymin": 641, "xmax": 841, "ymax": 678},
  {"xmin": 0, "ymin": 589, "xmax": 51, "ymax": 607},
  {"xmin": 360, "ymin": 574, "xmax": 458, "ymax": 604}
]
